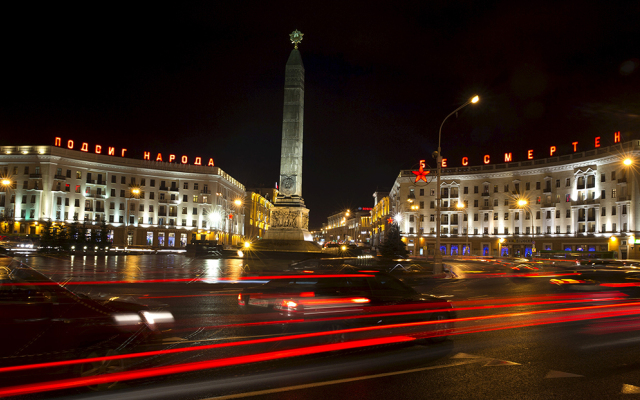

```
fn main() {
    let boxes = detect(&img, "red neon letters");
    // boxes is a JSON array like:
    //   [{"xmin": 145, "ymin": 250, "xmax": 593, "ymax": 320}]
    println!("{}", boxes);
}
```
[{"xmin": 52, "ymin": 137, "xmax": 215, "ymax": 167}]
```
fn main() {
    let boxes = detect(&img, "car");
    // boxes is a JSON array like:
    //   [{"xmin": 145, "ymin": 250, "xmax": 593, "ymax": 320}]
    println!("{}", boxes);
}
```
[
  {"xmin": 0, "ymin": 256, "xmax": 173, "ymax": 389},
  {"xmin": 238, "ymin": 270, "xmax": 456, "ymax": 344}
]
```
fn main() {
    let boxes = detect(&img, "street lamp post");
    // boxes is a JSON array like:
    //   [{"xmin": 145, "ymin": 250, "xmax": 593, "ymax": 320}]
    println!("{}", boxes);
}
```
[
  {"xmin": 457, "ymin": 201, "xmax": 469, "ymax": 255},
  {"xmin": 517, "ymin": 199, "xmax": 535, "ymax": 257},
  {"xmin": 434, "ymin": 95, "xmax": 479, "ymax": 273}
]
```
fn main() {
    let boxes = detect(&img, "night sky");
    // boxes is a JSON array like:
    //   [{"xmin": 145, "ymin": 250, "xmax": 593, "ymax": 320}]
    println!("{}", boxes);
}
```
[{"xmin": 2, "ymin": 2, "xmax": 639, "ymax": 228}]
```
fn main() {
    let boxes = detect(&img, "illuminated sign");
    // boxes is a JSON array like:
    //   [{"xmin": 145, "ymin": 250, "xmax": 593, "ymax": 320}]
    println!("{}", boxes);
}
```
[
  {"xmin": 429, "ymin": 132, "xmax": 622, "ymax": 167},
  {"xmin": 54, "ymin": 137, "xmax": 215, "ymax": 167},
  {"xmin": 412, "ymin": 159, "xmax": 430, "ymax": 183}
]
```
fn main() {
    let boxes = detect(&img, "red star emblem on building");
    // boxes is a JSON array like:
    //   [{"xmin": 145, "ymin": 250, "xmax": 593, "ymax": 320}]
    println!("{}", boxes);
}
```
[
  {"xmin": 387, "ymin": 217, "xmax": 394, "ymax": 224},
  {"xmin": 412, "ymin": 166, "xmax": 430, "ymax": 183}
]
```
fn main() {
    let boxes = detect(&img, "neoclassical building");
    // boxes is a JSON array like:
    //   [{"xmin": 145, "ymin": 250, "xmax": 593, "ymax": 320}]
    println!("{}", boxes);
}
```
[
  {"xmin": 390, "ymin": 139, "xmax": 640, "ymax": 259},
  {"xmin": 0, "ymin": 144, "xmax": 246, "ymax": 248}
]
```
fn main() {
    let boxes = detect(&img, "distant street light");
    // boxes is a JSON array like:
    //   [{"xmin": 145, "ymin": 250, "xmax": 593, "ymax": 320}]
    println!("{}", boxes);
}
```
[
  {"xmin": 516, "ymin": 198, "xmax": 535, "ymax": 257},
  {"xmin": 434, "ymin": 95, "xmax": 480, "ymax": 273}
]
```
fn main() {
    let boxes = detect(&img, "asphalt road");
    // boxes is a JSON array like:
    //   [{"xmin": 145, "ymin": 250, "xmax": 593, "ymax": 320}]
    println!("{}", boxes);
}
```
[{"xmin": 7, "ymin": 256, "xmax": 640, "ymax": 400}]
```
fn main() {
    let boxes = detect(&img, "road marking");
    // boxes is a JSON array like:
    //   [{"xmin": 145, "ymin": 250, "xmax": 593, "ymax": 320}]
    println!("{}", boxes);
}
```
[
  {"xmin": 483, "ymin": 359, "xmax": 520, "ymax": 366},
  {"xmin": 451, "ymin": 353, "xmax": 484, "ymax": 359},
  {"xmin": 545, "ymin": 370, "xmax": 583, "ymax": 378},
  {"xmin": 622, "ymin": 384, "xmax": 640, "ymax": 394},
  {"xmin": 202, "ymin": 359, "xmax": 485, "ymax": 399}
]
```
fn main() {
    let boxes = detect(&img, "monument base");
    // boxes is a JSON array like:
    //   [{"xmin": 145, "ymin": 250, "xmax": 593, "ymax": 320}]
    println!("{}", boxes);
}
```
[
  {"xmin": 260, "ymin": 196, "xmax": 318, "ymax": 252},
  {"xmin": 251, "ymin": 239, "xmax": 322, "ymax": 253}
]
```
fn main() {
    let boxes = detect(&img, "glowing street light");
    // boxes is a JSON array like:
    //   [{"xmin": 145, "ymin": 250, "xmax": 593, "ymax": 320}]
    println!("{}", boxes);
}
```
[
  {"xmin": 624, "ymin": 158, "xmax": 633, "ymax": 166},
  {"xmin": 434, "ymin": 95, "xmax": 480, "ymax": 273},
  {"xmin": 1, "ymin": 179, "xmax": 11, "ymax": 186}
]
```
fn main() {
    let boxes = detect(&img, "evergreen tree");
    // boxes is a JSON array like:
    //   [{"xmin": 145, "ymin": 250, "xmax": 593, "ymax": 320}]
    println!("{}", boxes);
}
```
[
  {"xmin": 39, "ymin": 220, "xmax": 54, "ymax": 250},
  {"xmin": 55, "ymin": 224, "xmax": 70, "ymax": 251},
  {"xmin": 98, "ymin": 220, "xmax": 109, "ymax": 246},
  {"xmin": 378, "ymin": 222, "xmax": 408, "ymax": 258}
]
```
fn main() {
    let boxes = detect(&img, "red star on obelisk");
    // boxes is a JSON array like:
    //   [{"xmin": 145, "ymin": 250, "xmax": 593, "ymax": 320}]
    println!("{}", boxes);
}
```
[
  {"xmin": 412, "ymin": 166, "xmax": 430, "ymax": 183},
  {"xmin": 387, "ymin": 217, "xmax": 394, "ymax": 224}
]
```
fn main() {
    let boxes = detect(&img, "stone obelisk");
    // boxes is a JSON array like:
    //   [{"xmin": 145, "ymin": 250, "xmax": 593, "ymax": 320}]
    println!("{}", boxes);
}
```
[{"xmin": 263, "ymin": 30, "xmax": 313, "ymax": 243}]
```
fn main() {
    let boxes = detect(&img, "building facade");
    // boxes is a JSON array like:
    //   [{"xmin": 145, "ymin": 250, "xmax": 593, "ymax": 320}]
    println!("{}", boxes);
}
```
[
  {"xmin": 0, "ymin": 145, "xmax": 246, "ymax": 249},
  {"xmin": 371, "ymin": 191, "xmax": 390, "ymax": 248},
  {"xmin": 244, "ymin": 188, "xmax": 278, "ymax": 241},
  {"xmin": 389, "ymin": 140, "xmax": 640, "ymax": 259}
]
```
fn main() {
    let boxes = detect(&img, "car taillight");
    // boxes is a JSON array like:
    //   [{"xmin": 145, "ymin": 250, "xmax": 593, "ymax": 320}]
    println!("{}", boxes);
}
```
[
  {"xmin": 282, "ymin": 300, "xmax": 298, "ymax": 309},
  {"xmin": 351, "ymin": 298, "xmax": 370, "ymax": 303},
  {"xmin": 238, "ymin": 293, "xmax": 245, "ymax": 306}
]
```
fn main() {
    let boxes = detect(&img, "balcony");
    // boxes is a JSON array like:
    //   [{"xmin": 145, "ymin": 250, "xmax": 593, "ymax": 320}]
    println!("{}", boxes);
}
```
[
  {"xmin": 616, "ymin": 195, "xmax": 631, "ymax": 202},
  {"xmin": 571, "ymin": 199, "xmax": 598, "ymax": 206},
  {"xmin": 54, "ymin": 174, "xmax": 66, "ymax": 180},
  {"xmin": 169, "ymin": 213, "xmax": 178, "ymax": 217},
  {"xmin": 159, "ymin": 186, "xmax": 169, "ymax": 191},
  {"xmin": 29, "ymin": 174, "xmax": 42, "ymax": 179},
  {"xmin": 543, "ymin": 188, "xmax": 552, "ymax": 194},
  {"xmin": 201, "ymin": 190, "xmax": 211, "ymax": 195},
  {"xmin": 541, "ymin": 202, "xmax": 556, "ymax": 208},
  {"xmin": 481, "ymin": 192, "xmax": 490, "ymax": 197},
  {"xmin": 170, "ymin": 187, "xmax": 180, "ymax": 192},
  {"xmin": 480, "ymin": 206, "xmax": 493, "ymax": 211}
]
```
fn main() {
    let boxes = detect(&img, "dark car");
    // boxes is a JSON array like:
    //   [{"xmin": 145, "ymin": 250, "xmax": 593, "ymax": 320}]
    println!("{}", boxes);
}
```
[
  {"xmin": 238, "ymin": 270, "xmax": 456, "ymax": 343},
  {"xmin": 0, "ymin": 257, "xmax": 173, "ymax": 388}
]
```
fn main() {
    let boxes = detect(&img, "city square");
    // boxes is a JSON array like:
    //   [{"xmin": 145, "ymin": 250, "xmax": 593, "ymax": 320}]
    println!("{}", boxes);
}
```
[{"xmin": 1, "ymin": 2, "xmax": 640, "ymax": 399}]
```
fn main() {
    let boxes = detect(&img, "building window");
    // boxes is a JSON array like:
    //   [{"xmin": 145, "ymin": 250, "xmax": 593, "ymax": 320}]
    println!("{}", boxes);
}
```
[
  {"xmin": 474, "ymin": 186, "xmax": 478, "ymax": 194},
  {"xmin": 493, "ymin": 213, "xmax": 498, "ymax": 220},
  {"xmin": 611, "ymin": 171, "xmax": 616, "ymax": 180},
  {"xmin": 430, "ymin": 189, "xmax": 435, "ymax": 196},
  {"xmin": 150, "ymin": 192, "xmax": 155, "ymax": 200},
  {"xmin": 192, "ymin": 208, "xmax": 197, "ymax": 215},
  {"xmin": 429, "ymin": 214, "xmax": 435, "ymax": 222},
  {"xmin": 536, "ymin": 182, "xmax": 541, "ymax": 190},
  {"xmin": 493, "ymin": 198, "xmax": 498, "ymax": 206},
  {"xmin": 526, "ymin": 182, "xmax": 530, "ymax": 190},
  {"xmin": 409, "ymin": 215, "xmax": 414, "ymax": 223},
  {"xmin": 121, "ymin": 176, "xmax": 126, "ymax": 184},
  {"xmin": 463, "ymin": 187, "xmax": 468, "ymax": 194},
  {"xmin": 601, "ymin": 190, "xmax": 606, "ymax": 199},
  {"xmin": 504, "ymin": 184, "xmax": 509, "ymax": 192},
  {"xmin": 474, "ymin": 214, "xmax": 478, "ymax": 221},
  {"xmin": 194, "ymin": 183, "xmax": 199, "ymax": 190},
  {"xmin": 473, "ymin": 199, "xmax": 478, "ymax": 207},
  {"xmin": 546, "ymin": 211, "xmax": 551, "ymax": 219},
  {"xmin": 515, "ymin": 227, "xmax": 519, "ymax": 234},
  {"xmin": 612, "ymin": 206, "xmax": 616, "ymax": 216},
  {"xmin": 504, "ymin": 213, "xmax": 508, "ymax": 220},
  {"xmin": 536, "ymin": 211, "xmax": 540, "ymax": 219},
  {"xmin": 622, "ymin": 205, "xmax": 627, "ymax": 215},
  {"xmin": 484, "ymin": 199, "xmax": 489, "ymax": 207},
  {"xmin": 567, "ymin": 225, "xmax": 571, "ymax": 233},
  {"xmin": 601, "ymin": 173, "xmax": 605, "ymax": 182},
  {"xmin": 556, "ymin": 179, "xmax": 560, "ymax": 188},
  {"xmin": 566, "ymin": 178, "xmax": 570, "ymax": 187},
  {"xmin": 612, "ymin": 189, "xmax": 617, "ymax": 198},
  {"xmin": 566, "ymin": 194, "xmax": 571, "ymax": 202},
  {"xmin": 419, "ymin": 201, "xmax": 424, "ymax": 209},
  {"xmin": 556, "ymin": 210, "xmax": 560, "ymax": 218},
  {"xmin": 120, "ymin": 190, "xmax": 125, "ymax": 197},
  {"xmin": 504, "ymin": 198, "xmax": 508, "ymax": 206},
  {"xmin": 556, "ymin": 226, "xmax": 560, "ymax": 234},
  {"xmin": 613, "ymin": 223, "xmax": 616, "ymax": 232},
  {"xmin": 601, "ymin": 208, "xmax": 606, "ymax": 216},
  {"xmin": 419, "ymin": 188, "xmax": 424, "ymax": 196},
  {"xmin": 430, "ymin": 201, "xmax": 434, "ymax": 209}
]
